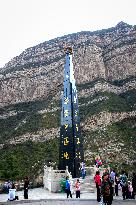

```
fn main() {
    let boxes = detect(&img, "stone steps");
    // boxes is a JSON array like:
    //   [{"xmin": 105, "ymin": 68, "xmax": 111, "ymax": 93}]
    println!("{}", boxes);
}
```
[{"xmin": 72, "ymin": 177, "xmax": 96, "ymax": 193}]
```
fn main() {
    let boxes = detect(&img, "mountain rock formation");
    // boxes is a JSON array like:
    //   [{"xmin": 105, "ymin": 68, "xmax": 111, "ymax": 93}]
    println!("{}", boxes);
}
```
[{"xmin": 0, "ymin": 21, "xmax": 136, "ymax": 179}]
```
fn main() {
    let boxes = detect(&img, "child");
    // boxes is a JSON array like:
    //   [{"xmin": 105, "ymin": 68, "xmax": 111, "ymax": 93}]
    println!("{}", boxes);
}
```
[
  {"xmin": 66, "ymin": 176, "xmax": 72, "ymax": 198},
  {"xmin": 75, "ymin": 179, "xmax": 80, "ymax": 198}
]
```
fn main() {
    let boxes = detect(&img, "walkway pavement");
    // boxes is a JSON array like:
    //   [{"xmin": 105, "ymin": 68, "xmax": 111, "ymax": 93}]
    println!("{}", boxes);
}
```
[
  {"xmin": 1, "ymin": 187, "xmax": 96, "ymax": 202},
  {"xmin": 0, "ymin": 198, "xmax": 136, "ymax": 205},
  {"xmin": 0, "ymin": 187, "xmax": 134, "ymax": 204}
]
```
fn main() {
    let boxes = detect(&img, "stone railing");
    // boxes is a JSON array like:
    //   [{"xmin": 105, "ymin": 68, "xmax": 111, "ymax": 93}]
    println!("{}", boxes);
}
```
[{"xmin": 43, "ymin": 166, "xmax": 71, "ymax": 192}]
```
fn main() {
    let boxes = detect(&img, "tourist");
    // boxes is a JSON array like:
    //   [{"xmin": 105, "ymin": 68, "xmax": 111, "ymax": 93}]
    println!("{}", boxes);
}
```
[
  {"xmin": 94, "ymin": 171, "xmax": 101, "ymax": 202},
  {"xmin": 81, "ymin": 162, "xmax": 86, "ymax": 179},
  {"xmin": 110, "ymin": 170, "xmax": 115, "ymax": 182},
  {"xmin": 8, "ymin": 183, "xmax": 16, "ymax": 201},
  {"xmin": 101, "ymin": 172, "xmax": 113, "ymax": 205},
  {"xmin": 95, "ymin": 157, "xmax": 102, "ymax": 168},
  {"xmin": 114, "ymin": 173, "xmax": 119, "ymax": 196},
  {"xmin": 8, "ymin": 181, "xmax": 12, "ymax": 190},
  {"xmin": 128, "ymin": 181, "xmax": 133, "ymax": 199},
  {"xmin": 120, "ymin": 171, "xmax": 128, "ymax": 200},
  {"xmin": 103, "ymin": 168, "xmax": 110, "ymax": 175},
  {"xmin": 109, "ymin": 170, "xmax": 115, "ymax": 201},
  {"xmin": 75, "ymin": 179, "xmax": 80, "ymax": 198},
  {"xmin": 65, "ymin": 176, "xmax": 72, "ymax": 198},
  {"xmin": 132, "ymin": 172, "xmax": 136, "ymax": 199},
  {"xmin": 24, "ymin": 176, "xmax": 29, "ymax": 199}
]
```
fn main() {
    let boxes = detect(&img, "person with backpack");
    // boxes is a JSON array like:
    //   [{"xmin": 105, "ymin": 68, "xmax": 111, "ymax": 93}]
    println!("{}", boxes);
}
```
[
  {"xmin": 75, "ymin": 179, "xmax": 80, "ymax": 198},
  {"xmin": 94, "ymin": 171, "xmax": 101, "ymax": 202},
  {"xmin": 120, "ymin": 171, "xmax": 128, "ymax": 200}
]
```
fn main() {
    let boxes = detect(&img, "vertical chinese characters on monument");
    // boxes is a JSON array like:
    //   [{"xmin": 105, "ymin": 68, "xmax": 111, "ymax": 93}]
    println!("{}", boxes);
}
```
[{"xmin": 59, "ymin": 47, "xmax": 84, "ymax": 177}]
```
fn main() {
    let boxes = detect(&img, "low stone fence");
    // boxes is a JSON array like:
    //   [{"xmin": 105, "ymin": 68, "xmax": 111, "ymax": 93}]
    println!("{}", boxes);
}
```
[
  {"xmin": 43, "ymin": 165, "xmax": 109, "ymax": 193},
  {"xmin": 43, "ymin": 166, "xmax": 71, "ymax": 192}
]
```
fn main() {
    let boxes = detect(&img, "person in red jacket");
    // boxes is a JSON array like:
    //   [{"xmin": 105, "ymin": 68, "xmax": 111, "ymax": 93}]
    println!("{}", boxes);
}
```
[{"xmin": 94, "ymin": 171, "xmax": 101, "ymax": 202}]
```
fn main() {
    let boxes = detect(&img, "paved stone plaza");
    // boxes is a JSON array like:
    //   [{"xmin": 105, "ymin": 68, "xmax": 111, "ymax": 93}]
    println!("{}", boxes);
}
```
[
  {"xmin": 0, "ymin": 188, "xmax": 135, "ymax": 205},
  {"xmin": 0, "ymin": 199, "xmax": 136, "ymax": 205},
  {"xmin": 0, "ymin": 187, "xmax": 96, "ymax": 202}
]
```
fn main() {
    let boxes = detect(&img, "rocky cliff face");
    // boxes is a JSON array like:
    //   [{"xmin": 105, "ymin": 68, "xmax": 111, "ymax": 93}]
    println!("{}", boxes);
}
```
[
  {"xmin": 0, "ymin": 22, "xmax": 136, "ymax": 179},
  {"xmin": 0, "ymin": 21, "xmax": 136, "ymax": 107}
]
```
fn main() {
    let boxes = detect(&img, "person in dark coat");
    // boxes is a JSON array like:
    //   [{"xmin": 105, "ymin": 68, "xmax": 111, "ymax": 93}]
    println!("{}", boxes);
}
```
[
  {"xmin": 115, "ymin": 173, "xmax": 119, "ymax": 196},
  {"xmin": 101, "ymin": 173, "xmax": 113, "ymax": 205},
  {"xmin": 24, "ymin": 176, "xmax": 29, "ymax": 199},
  {"xmin": 132, "ymin": 172, "xmax": 136, "ymax": 199},
  {"xmin": 120, "ymin": 171, "xmax": 128, "ymax": 200}
]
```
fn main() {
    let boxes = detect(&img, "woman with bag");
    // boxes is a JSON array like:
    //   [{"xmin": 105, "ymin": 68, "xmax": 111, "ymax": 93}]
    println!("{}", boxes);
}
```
[{"xmin": 101, "ymin": 173, "xmax": 113, "ymax": 205}]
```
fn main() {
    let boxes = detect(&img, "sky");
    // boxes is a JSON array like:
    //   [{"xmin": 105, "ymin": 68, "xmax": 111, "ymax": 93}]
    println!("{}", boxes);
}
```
[{"xmin": 0, "ymin": 0, "xmax": 135, "ymax": 67}]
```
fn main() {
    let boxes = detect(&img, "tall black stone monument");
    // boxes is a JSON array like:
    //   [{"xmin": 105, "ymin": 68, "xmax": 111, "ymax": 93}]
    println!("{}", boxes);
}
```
[{"xmin": 59, "ymin": 47, "xmax": 84, "ymax": 178}]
